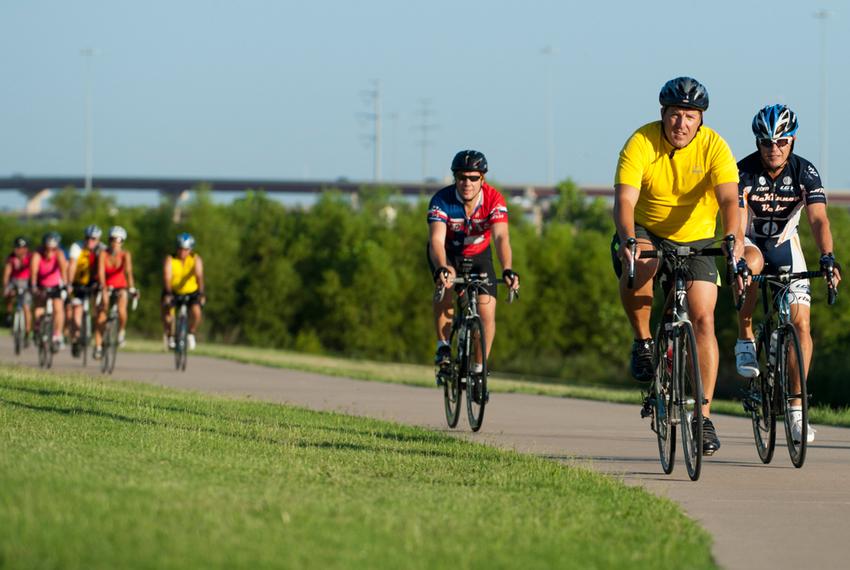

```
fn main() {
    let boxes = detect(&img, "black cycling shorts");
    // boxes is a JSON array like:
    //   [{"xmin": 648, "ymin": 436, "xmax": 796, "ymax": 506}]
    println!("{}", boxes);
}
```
[
  {"xmin": 426, "ymin": 243, "xmax": 498, "ymax": 297},
  {"xmin": 611, "ymin": 225, "xmax": 720, "ymax": 285},
  {"xmin": 162, "ymin": 290, "xmax": 202, "ymax": 307}
]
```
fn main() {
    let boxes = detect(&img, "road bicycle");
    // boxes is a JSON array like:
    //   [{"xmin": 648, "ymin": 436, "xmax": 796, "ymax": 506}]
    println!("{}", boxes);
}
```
[
  {"xmin": 98, "ymin": 288, "xmax": 138, "ymax": 374},
  {"xmin": 434, "ymin": 259, "xmax": 516, "ymax": 432},
  {"xmin": 743, "ymin": 267, "xmax": 837, "ymax": 468},
  {"xmin": 9, "ymin": 284, "xmax": 29, "ymax": 355},
  {"xmin": 35, "ymin": 287, "xmax": 64, "ymax": 369},
  {"xmin": 632, "ymin": 236, "xmax": 741, "ymax": 481},
  {"xmin": 171, "ymin": 294, "xmax": 196, "ymax": 372},
  {"xmin": 71, "ymin": 285, "xmax": 97, "ymax": 367}
]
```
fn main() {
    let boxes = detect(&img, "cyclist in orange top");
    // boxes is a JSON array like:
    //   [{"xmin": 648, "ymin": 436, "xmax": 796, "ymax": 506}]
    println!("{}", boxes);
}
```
[
  {"xmin": 3, "ymin": 236, "xmax": 33, "ymax": 340},
  {"xmin": 30, "ymin": 232, "xmax": 69, "ymax": 349},
  {"xmin": 94, "ymin": 226, "xmax": 137, "ymax": 358}
]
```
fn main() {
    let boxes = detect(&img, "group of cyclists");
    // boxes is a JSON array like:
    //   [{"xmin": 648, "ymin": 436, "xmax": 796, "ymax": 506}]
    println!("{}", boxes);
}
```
[
  {"xmin": 429, "ymin": 76, "xmax": 841, "ymax": 456},
  {"xmin": 3, "ymin": 226, "xmax": 206, "ymax": 361}
]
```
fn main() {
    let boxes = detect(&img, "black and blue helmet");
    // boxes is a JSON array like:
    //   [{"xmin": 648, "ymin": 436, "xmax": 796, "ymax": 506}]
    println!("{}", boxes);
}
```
[
  {"xmin": 752, "ymin": 104, "xmax": 799, "ymax": 140},
  {"xmin": 659, "ymin": 77, "xmax": 709, "ymax": 112}
]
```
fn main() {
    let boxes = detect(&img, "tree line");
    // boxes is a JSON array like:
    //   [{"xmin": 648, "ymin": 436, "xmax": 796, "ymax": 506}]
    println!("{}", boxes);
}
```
[{"xmin": 2, "ymin": 183, "xmax": 849, "ymax": 407}]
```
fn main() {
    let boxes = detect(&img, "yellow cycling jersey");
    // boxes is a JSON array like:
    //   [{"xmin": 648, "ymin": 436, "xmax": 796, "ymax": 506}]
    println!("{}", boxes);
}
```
[
  {"xmin": 69, "ymin": 244, "xmax": 96, "ymax": 285},
  {"xmin": 170, "ymin": 253, "xmax": 199, "ymax": 295},
  {"xmin": 615, "ymin": 121, "xmax": 739, "ymax": 242}
]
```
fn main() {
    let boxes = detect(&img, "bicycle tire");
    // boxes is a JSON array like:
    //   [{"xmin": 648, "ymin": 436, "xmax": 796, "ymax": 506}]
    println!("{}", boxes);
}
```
[
  {"xmin": 750, "ymin": 329, "xmax": 776, "ymax": 464},
  {"xmin": 102, "ymin": 317, "xmax": 118, "ymax": 374},
  {"xmin": 652, "ymin": 326, "xmax": 676, "ymax": 474},
  {"xmin": 13, "ymin": 306, "xmax": 24, "ymax": 355},
  {"xmin": 81, "ymin": 309, "xmax": 90, "ymax": 367},
  {"xmin": 37, "ymin": 316, "xmax": 49, "ymax": 368},
  {"xmin": 465, "ymin": 317, "xmax": 487, "ymax": 432},
  {"xmin": 677, "ymin": 320, "xmax": 703, "ymax": 481},
  {"xmin": 442, "ymin": 326, "xmax": 462, "ymax": 428},
  {"xmin": 779, "ymin": 325, "xmax": 808, "ymax": 468},
  {"xmin": 42, "ymin": 315, "xmax": 54, "ymax": 369},
  {"xmin": 175, "ymin": 311, "xmax": 188, "ymax": 371}
]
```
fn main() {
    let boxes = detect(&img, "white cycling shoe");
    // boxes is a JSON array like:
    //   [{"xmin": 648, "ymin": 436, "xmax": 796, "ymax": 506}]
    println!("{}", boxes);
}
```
[
  {"xmin": 790, "ymin": 409, "xmax": 816, "ymax": 444},
  {"xmin": 187, "ymin": 333, "xmax": 196, "ymax": 351},
  {"xmin": 735, "ymin": 339, "xmax": 760, "ymax": 378}
]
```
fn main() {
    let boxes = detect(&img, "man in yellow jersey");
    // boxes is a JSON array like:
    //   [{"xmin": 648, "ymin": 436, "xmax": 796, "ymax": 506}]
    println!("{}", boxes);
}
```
[
  {"xmin": 66, "ymin": 225, "xmax": 104, "ymax": 357},
  {"xmin": 161, "ymin": 233, "xmax": 205, "ymax": 350},
  {"xmin": 611, "ymin": 76, "xmax": 744, "ymax": 455}
]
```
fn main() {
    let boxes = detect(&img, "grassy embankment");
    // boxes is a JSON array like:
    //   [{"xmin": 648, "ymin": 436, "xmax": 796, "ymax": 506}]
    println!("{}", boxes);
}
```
[
  {"xmin": 127, "ymin": 339, "xmax": 850, "ymax": 427},
  {"xmin": 0, "ymin": 367, "xmax": 715, "ymax": 569}
]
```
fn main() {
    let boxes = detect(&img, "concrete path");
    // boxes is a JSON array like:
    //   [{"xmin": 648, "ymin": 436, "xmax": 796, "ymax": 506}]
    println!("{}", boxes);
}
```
[{"xmin": 3, "ymin": 338, "xmax": 850, "ymax": 570}]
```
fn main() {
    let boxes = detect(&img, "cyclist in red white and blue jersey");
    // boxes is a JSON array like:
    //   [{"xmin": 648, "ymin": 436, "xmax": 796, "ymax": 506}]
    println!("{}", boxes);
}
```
[
  {"xmin": 427, "ymin": 149, "xmax": 520, "ymax": 376},
  {"xmin": 735, "ymin": 104, "xmax": 842, "ymax": 444}
]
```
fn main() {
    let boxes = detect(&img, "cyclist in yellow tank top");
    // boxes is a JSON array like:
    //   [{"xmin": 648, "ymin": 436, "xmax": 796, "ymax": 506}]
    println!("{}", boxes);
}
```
[
  {"xmin": 161, "ymin": 233, "xmax": 205, "ymax": 350},
  {"xmin": 611, "ymin": 77, "xmax": 745, "ymax": 456},
  {"xmin": 66, "ymin": 224, "xmax": 104, "ymax": 357}
]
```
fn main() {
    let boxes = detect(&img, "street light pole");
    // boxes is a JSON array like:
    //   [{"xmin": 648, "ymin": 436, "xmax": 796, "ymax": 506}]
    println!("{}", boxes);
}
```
[
  {"xmin": 814, "ymin": 10, "xmax": 830, "ymax": 186},
  {"xmin": 81, "ymin": 48, "xmax": 95, "ymax": 193}
]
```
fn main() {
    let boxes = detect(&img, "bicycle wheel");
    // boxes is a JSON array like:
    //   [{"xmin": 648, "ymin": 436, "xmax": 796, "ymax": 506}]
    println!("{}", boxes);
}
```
[
  {"xmin": 677, "ymin": 321, "xmax": 703, "ymax": 481},
  {"xmin": 652, "ymin": 327, "xmax": 676, "ymax": 474},
  {"xmin": 442, "ymin": 326, "xmax": 462, "ymax": 428},
  {"xmin": 81, "ymin": 309, "xmax": 90, "ymax": 367},
  {"xmin": 102, "ymin": 317, "xmax": 118, "ymax": 374},
  {"xmin": 43, "ymin": 316, "xmax": 54, "ymax": 369},
  {"xmin": 779, "ymin": 325, "xmax": 808, "ymax": 468},
  {"xmin": 37, "ymin": 317, "xmax": 49, "ymax": 368},
  {"xmin": 174, "ymin": 312, "xmax": 188, "ymax": 371},
  {"xmin": 13, "ymin": 306, "xmax": 24, "ymax": 355},
  {"xmin": 748, "ymin": 329, "xmax": 776, "ymax": 464},
  {"xmin": 465, "ymin": 317, "xmax": 487, "ymax": 432}
]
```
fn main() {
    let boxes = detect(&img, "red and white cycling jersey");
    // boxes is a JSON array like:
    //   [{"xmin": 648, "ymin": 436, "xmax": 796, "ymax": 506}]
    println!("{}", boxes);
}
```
[{"xmin": 427, "ymin": 182, "xmax": 508, "ymax": 256}]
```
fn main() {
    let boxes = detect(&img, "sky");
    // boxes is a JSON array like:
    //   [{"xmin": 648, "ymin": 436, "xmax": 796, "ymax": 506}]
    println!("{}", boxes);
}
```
[{"xmin": 2, "ymin": 0, "xmax": 850, "ymax": 191}]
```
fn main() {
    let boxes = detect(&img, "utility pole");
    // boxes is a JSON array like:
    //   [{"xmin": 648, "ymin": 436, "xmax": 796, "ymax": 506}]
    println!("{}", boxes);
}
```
[
  {"xmin": 81, "ymin": 48, "xmax": 96, "ymax": 192},
  {"xmin": 814, "ymin": 10, "xmax": 830, "ymax": 186},
  {"xmin": 359, "ymin": 80, "xmax": 382, "ymax": 181},
  {"xmin": 415, "ymin": 99, "xmax": 437, "ymax": 181},
  {"xmin": 541, "ymin": 45, "xmax": 557, "ymax": 186}
]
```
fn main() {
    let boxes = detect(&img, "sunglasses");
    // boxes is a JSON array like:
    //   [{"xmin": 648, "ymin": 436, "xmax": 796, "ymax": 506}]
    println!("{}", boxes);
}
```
[
  {"xmin": 455, "ymin": 174, "xmax": 482, "ymax": 182},
  {"xmin": 758, "ymin": 138, "xmax": 792, "ymax": 148}
]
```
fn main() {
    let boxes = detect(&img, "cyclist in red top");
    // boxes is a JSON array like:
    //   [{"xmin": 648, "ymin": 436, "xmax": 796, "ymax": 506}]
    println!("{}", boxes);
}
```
[
  {"xmin": 428, "ymin": 150, "xmax": 520, "ymax": 380},
  {"xmin": 3, "ymin": 236, "xmax": 33, "ymax": 339},
  {"xmin": 30, "ymin": 232, "xmax": 68, "ymax": 348},
  {"xmin": 94, "ymin": 226, "xmax": 137, "ymax": 358}
]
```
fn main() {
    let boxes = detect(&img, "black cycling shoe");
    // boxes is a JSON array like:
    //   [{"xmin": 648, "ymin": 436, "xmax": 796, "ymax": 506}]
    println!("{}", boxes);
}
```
[
  {"xmin": 630, "ymin": 338, "xmax": 655, "ymax": 382},
  {"xmin": 434, "ymin": 346, "xmax": 451, "ymax": 386},
  {"xmin": 699, "ymin": 417, "xmax": 721, "ymax": 456},
  {"xmin": 434, "ymin": 345, "xmax": 451, "ymax": 366}
]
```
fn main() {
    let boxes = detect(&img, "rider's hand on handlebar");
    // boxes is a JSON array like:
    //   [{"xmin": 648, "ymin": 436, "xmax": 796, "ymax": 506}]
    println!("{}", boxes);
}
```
[
  {"xmin": 502, "ymin": 269, "xmax": 520, "ymax": 291},
  {"xmin": 433, "ymin": 266, "xmax": 455, "ymax": 290},
  {"xmin": 820, "ymin": 253, "xmax": 842, "ymax": 285}
]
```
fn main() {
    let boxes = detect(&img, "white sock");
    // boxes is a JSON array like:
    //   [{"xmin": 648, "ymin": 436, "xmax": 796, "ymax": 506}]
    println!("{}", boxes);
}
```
[
  {"xmin": 436, "ymin": 340, "xmax": 449, "ymax": 351},
  {"xmin": 473, "ymin": 363, "xmax": 483, "ymax": 373}
]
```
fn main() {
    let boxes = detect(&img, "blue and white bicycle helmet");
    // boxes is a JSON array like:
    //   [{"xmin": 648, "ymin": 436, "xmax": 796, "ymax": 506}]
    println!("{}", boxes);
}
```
[
  {"xmin": 176, "ymin": 232, "xmax": 195, "ymax": 249},
  {"xmin": 84, "ymin": 224, "xmax": 102, "ymax": 239},
  {"xmin": 752, "ymin": 104, "xmax": 799, "ymax": 140}
]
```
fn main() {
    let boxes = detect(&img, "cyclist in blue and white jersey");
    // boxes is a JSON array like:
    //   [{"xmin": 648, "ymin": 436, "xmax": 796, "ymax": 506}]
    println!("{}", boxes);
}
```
[{"xmin": 735, "ymin": 104, "xmax": 842, "ymax": 443}]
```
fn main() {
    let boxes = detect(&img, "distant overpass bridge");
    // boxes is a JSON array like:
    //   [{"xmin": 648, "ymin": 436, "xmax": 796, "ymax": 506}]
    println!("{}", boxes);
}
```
[
  {"xmin": 0, "ymin": 175, "xmax": 611, "ymax": 216},
  {"xmin": 2, "ymin": 175, "xmax": 849, "ymax": 216}
]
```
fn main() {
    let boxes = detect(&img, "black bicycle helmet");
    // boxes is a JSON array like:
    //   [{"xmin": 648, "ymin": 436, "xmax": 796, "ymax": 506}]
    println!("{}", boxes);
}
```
[
  {"xmin": 13, "ymin": 236, "xmax": 28, "ymax": 248},
  {"xmin": 451, "ymin": 150, "xmax": 488, "ymax": 173},
  {"xmin": 659, "ymin": 76, "xmax": 709, "ymax": 112},
  {"xmin": 42, "ymin": 232, "xmax": 61, "ymax": 248}
]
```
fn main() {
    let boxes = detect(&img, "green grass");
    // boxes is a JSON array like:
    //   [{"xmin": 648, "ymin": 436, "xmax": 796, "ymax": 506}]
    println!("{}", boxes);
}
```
[
  {"xmin": 0, "ymin": 367, "xmax": 715, "ymax": 569},
  {"xmin": 127, "ymin": 339, "xmax": 850, "ymax": 427}
]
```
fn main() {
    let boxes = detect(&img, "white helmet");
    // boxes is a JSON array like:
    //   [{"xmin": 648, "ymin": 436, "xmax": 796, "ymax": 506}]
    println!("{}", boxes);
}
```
[{"xmin": 109, "ymin": 226, "xmax": 128, "ymax": 241}]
